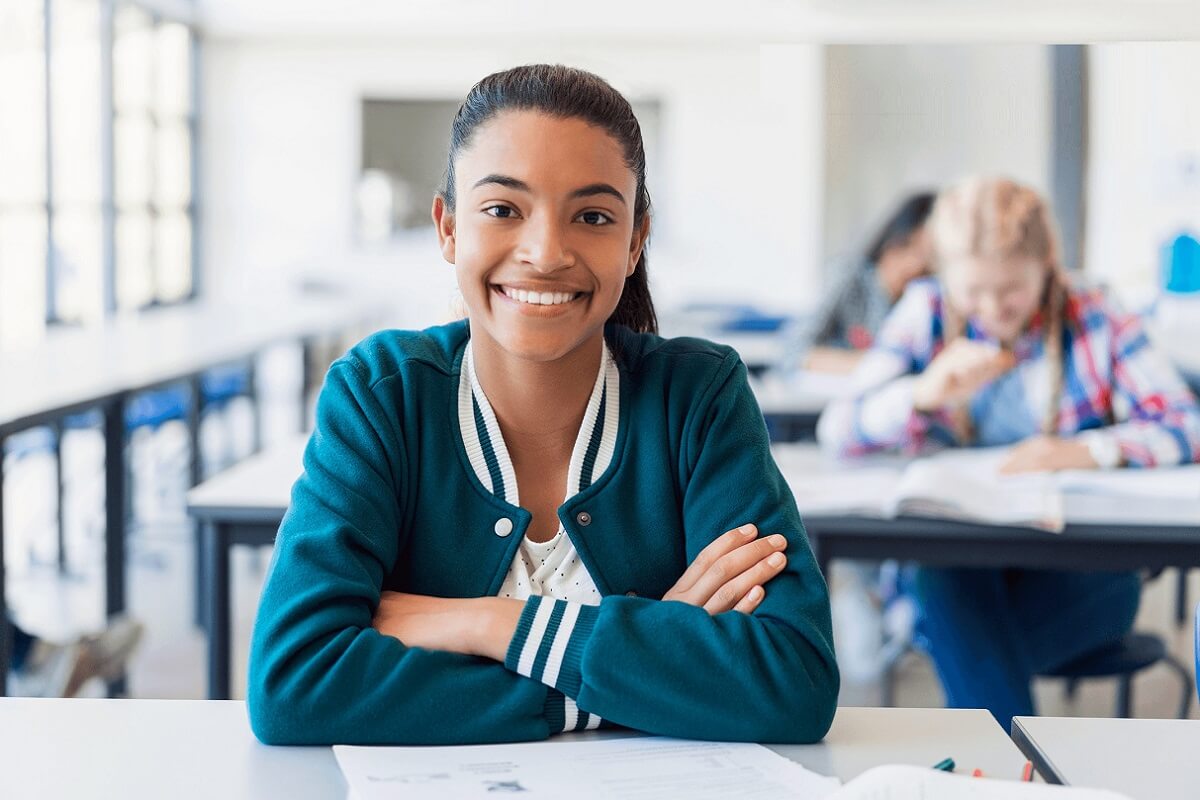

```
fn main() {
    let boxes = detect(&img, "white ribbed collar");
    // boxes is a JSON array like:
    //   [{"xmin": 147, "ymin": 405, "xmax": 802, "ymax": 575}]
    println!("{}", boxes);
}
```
[{"xmin": 458, "ymin": 339, "xmax": 620, "ymax": 507}]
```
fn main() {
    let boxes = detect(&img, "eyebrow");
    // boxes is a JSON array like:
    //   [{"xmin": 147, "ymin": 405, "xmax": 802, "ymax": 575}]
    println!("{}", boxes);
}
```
[{"xmin": 471, "ymin": 174, "xmax": 627, "ymax": 206}]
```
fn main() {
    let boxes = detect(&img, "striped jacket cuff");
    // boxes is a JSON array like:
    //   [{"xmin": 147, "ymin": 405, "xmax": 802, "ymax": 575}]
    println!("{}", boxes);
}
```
[{"xmin": 505, "ymin": 596, "xmax": 598, "ymax": 699}]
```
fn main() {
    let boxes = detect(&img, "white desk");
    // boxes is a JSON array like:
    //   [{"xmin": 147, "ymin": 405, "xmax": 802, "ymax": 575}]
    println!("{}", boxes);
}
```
[
  {"xmin": 0, "ymin": 700, "xmax": 1026, "ymax": 799},
  {"xmin": 0, "ymin": 289, "xmax": 392, "ymax": 696},
  {"xmin": 1012, "ymin": 715, "xmax": 1200, "ymax": 799},
  {"xmin": 773, "ymin": 443, "xmax": 1200, "ymax": 578}
]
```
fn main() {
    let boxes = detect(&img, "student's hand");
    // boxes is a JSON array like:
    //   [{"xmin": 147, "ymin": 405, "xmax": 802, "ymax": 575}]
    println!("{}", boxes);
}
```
[
  {"xmin": 999, "ymin": 435, "xmax": 1099, "ymax": 474},
  {"xmin": 372, "ymin": 592, "xmax": 523, "ymax": 662},
  {"xmin": 662, "ymin": 524, "xmax": 789, "ymax": 615},
  {"xmin": 804, "ymin": 347, "xmax": 866, "ymax": 375},
  {"xmin": 912, "ymin": 339, "xmax": 1017, "ymax": 412}
]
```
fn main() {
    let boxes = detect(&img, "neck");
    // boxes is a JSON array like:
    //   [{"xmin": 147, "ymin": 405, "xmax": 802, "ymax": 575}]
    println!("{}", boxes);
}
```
[{"xmin": 471, "ymin": 330, "xmax": 603, "ymax": 457}]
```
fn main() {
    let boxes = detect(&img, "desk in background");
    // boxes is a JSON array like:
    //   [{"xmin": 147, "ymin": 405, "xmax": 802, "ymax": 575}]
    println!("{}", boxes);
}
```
[
  {"xmin": 1012, "ymin": 715, "xmax": 1200, "ymax": 799},
  {"xmin": 0, "ymin": 699, "xmax": 1027, "ymax": 798},
  {"xmin": 0, "ymin": 290, "xmax": 392, "ymax": 695},
  {"xmin": 773, "ymin": 443, "xmax": 1200, "ymax": 578}
]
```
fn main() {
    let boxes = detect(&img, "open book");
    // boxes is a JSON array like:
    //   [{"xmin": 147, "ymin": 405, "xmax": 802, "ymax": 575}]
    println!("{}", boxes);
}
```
[
  {"xmin": 780, "ymin": 447, "xmax": 1065, "ymax": 532},
  {"xmin": 781, "ymin": 442, "xmax": 1200, "ymax": 532},
  {"xmin": 831, "ymin": 764, "xmax": 1131, "ymax": 799}
]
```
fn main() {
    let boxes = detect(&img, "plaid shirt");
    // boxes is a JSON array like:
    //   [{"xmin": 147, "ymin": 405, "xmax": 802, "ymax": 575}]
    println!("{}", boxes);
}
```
[{"xmin": 817, "ymin": 278, "xmax": 1200, "ymax": 466}]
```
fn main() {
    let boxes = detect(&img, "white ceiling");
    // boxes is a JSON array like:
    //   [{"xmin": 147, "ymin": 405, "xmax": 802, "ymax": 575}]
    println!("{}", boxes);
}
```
[{"xmin": 194, "ymin": 0, "xmax": 1200, "ymax": 43}]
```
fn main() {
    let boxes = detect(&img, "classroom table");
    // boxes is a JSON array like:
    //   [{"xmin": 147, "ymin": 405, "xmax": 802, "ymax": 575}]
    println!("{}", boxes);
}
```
[
  {"xmin": 0, "ymin": 699, "xmax": 1028, "ymax": 799},
  {"xmin": 750, "ymin": 372, "xmax": 844, "ymax": 442},
  {"xmin": 190, "ymin": 436, "xmax": 1200, "ymax": 701},
  {"xmin": 0, "ymin": 289, "xmax": 392, "ymax": 696},
  {"xmin": 773, "ymin": 444, "xmax": 1200, "ymax": 579},
  {"xmin": 1011, "ymin": 715, "xmax": 1200, "ymax": 799}
]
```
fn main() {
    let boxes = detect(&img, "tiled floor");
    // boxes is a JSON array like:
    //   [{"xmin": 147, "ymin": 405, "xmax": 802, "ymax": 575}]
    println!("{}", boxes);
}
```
[{"xmin": 9, "ymin": 524, "xmax": 1199, "ymax": 720}]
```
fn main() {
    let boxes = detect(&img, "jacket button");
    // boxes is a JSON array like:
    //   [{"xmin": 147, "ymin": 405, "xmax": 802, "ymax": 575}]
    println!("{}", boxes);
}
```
[
  {"xmin": 494, "ymin": 518, "xmax": 513, "ymax": 537},
  {"xmin": 576, "ymin": 511, "xmax": 592, "ymax": 527},
  {"xmin": 625, "ymin": 590, "xmax": 638, "ymax": 597}
]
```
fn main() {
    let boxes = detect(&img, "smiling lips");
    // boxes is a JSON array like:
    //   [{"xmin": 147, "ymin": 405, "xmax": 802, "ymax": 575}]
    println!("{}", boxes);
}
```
[{"xmin": 494, "ymin": 284, "xmax": 587, "ymax": 307}]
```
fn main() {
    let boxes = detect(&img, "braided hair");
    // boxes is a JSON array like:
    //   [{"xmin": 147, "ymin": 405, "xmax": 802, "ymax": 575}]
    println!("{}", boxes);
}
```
[{"xmin": 928, "ymin": 177, "xmax": 1069, "ymax": 444}]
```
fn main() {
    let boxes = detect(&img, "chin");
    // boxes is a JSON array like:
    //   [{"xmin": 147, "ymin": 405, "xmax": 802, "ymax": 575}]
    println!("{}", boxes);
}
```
[{"xmin": 494, "ymin": 330, "xmax": 585, "ymax": 363}]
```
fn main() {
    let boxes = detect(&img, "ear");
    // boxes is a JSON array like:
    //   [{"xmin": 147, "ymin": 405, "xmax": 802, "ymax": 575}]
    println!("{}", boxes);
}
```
[
  {"xmin": 432, "ymin": 195, "xmax": 456, "ymax": 264},
  {"xmin": 627, "ymin": 215, "xmax": 650, "ymax": 277}
]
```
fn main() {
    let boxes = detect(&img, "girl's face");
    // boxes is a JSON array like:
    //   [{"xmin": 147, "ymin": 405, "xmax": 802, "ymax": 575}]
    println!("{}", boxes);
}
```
[
  {"xmin": 941, "ymin": 255, "xmax": 1046, "ymax": 344},
  {"xmin": 433, "ymin": 110, "xmax": 647, "ymax": 363}
]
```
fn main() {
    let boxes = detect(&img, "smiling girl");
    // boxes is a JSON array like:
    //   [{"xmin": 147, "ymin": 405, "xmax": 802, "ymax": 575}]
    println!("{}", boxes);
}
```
[
  {"xmin": 818, "ymin": 176, "xmax": 1200, "ymax": 725},
  {"xmin": 247, "ymin": 65, "xmax": 838, "ymax": 746}
]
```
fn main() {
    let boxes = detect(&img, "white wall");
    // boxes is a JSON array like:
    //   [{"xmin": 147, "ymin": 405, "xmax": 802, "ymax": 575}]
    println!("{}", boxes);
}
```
[
  {"xmin": 1086, "ymin": 43, "xmax": 1200, "ymax": 298},
  {"xmin": 822, "ymin": 45, "xmax": 1051, "ymax": 269},
  {"xmin": 200, "ymin": 38, "xmax": 825, "ymax": 321}
]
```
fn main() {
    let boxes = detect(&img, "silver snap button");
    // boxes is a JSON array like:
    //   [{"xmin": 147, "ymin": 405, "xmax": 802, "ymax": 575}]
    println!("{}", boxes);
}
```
[
  {"xmin": 494, "ymin": 518, "xmax": 513, "ymax": 537},
  {"xmin": 625, "ymin": 590, "xmax": 638, "ymax": 597},
  {"xmin": 576, "ymin": 511, "xmax": 592, "ymax": 526}
]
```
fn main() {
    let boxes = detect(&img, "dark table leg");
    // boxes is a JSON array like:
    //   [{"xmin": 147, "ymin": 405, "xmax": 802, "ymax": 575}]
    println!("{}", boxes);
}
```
[
  {"xmin": 103, "ymin": 396, "xmax": 127, "ymax": 696},
  {"xmin": 205, "ymin": 521, "xmax": 232, "ymax": 700},
  {"xmin": 54, "ymin": 420, "xmax": 66, "ymax": 574},
  {"xmin": 1175, "ymin": 569, "xmax": 1189, "ymax": 628},
  {"xmin": 188, "ymin": 375, "xmax": 206, "ymax": 630},
  {"xmin": 0, "ymin": 431, "xmax": 8, "ymax": 696}
]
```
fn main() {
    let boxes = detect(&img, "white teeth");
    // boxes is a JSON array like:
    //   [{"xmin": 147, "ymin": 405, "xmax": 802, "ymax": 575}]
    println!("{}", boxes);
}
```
[{"xmin": 501, "ymin": 287, "xmax": 577, "ymax": 306}]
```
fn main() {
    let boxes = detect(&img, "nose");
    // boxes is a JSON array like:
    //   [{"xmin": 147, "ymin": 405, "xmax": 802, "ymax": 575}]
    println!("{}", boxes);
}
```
[
  {"xmin": 977, "ymin": 291, "xmax": 1004, "ymax": 323},
  {"xmin": 516, "ymin": 214, "xmax": 573, "ymax": 273}
]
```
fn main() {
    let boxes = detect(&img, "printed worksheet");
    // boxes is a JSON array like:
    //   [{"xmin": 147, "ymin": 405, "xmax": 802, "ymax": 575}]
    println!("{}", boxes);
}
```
[{"xmin": 335, "ymin": 736, "xmax": 842, "ymax": 799}]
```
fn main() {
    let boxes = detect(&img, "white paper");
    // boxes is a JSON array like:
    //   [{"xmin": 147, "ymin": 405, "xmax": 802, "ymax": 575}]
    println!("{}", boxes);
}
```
[
  {"xmin": 1056, "ymin": 464, "xmax": 1200, "ymax": 499},
  {"xmin": 829, "ymin": 765, "xmax": 1132, "ymax": 799},
  {"xmin": 334, "ymin": 736, "xmax": 842, "ymax": 800},
  {"xmin": 888, "ymin": 451, "xmax": 1065, "ymax": 532}
]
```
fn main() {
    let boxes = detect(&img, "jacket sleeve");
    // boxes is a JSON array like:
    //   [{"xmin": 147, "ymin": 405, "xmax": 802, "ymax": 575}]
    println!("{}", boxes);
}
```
[
  {"xmin": 817, "ymin": 281, "xmax": 957, "ymax": 457},
  {"xmin": 502, "ymin": 354, "xmax": 839, "ymax": 743},
  {"xmin": 247, "ymin": 359, "xmax": 567, "ymax": 745},
  {"xmin": 1082, "ymin": 307, "xmax": 1200, "ymax": 466}
]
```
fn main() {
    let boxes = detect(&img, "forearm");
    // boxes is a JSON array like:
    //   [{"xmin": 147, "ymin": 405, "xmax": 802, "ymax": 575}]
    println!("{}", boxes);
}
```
[{"xmin": 502, "ymin": 593, "xmax": 838, "ymax": 743}]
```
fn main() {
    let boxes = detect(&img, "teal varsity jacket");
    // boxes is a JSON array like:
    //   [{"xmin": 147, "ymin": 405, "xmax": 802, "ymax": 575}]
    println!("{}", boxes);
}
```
[{"xmin": 247, "ymin": 320, "xmax": 838, "ymax": 745}]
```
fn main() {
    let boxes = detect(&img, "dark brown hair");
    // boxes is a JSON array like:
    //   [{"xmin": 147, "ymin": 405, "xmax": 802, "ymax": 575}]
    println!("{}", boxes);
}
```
[{"xmin": 440, "ymin": 64, "xmax": 657, "ymax": 334}]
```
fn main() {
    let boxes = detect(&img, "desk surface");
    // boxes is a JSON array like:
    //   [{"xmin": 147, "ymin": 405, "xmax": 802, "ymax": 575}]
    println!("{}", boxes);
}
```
[
  {"xmin": 0, "ymin": 700, "xmax": 1025, "ymax": 799},
  {"xmin": 190, "ymin": 437, "xmax": 1200, "ymax": 532},
  {"xmin": 0, "ymin": 290, "xmax": 391, "ymax": 432},
  {"xmin": 1012, "ymin": 715, "xmax": 1200, "ymax": 800}
]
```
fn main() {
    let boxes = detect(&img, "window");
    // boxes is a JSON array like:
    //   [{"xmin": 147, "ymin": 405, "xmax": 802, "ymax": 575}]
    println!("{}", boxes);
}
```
[{"xmin": 0, "ymin": 0, "xmax": 198, "ymax": 352}]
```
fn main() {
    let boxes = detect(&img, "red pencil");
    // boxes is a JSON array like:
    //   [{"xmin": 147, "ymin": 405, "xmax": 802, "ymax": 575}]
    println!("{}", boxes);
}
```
[{"xmin": 1022, "ymin": 761, "xmax": 1034, "ymax": 782}]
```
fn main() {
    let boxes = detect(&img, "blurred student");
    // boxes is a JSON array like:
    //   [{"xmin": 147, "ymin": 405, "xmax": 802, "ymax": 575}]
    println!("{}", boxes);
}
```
[
  {"xmin": 818, "ymin": 176, "xmax": 1200, "ymax": 725},
  {"xmin": 247, "ymin": 65, "xmax": 837, "ymax": 746},
  {"xmin": 786, "ymin": 192, "xmax": 935, "ymax": 374},
  {"xmin": 6, "ymin": 615, "xmax": 142, "ymax": 697}
]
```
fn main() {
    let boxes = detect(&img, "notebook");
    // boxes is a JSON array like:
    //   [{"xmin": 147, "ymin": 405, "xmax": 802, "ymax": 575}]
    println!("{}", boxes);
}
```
[{"xmin": 830, "ymin": 765, "xmax": 1132, "ymax": 799}]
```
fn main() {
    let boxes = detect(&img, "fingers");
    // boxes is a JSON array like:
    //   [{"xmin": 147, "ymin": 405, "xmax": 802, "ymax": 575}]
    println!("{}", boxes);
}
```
[
  {"xmin": 688, "ymin": 533, "xmax": 789, "ymax": 606},
  {"xmin": 733, "ymin": 584, "xmax": 766, "ymax": 614},
  {"xmin": 701, "ymin": 546, "xmax": 789, "ymax": 615},
  {"xmin": 667, "ymin": 523, "xmax": 759, "ymax": 597}
]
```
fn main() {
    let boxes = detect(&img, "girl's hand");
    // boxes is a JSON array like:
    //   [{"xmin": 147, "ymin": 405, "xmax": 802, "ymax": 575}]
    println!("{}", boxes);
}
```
[
  {"xmin": 912, "ymin": 339, "xmax": 1017, "ymax": 411},
  {"xmin": 662, "ymin": 524, "xmax": 789, "ymax": 615},
  {"xmin": 373, "ymin": 592, "xmax": 523, "ymax": 662},
  {"xmin": 999, "ymin": 435, "xmax": 1099, "ymax": 474}
]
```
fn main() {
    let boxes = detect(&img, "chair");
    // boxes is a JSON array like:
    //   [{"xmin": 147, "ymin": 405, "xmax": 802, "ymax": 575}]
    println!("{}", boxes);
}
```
[
  {"xmin": 879, "ymin": 630, "xmax": 1193, "ymax": 719},
  {"xmin": 1039, "ymin": 632, "xmax": 1193, "ymax": 719}
]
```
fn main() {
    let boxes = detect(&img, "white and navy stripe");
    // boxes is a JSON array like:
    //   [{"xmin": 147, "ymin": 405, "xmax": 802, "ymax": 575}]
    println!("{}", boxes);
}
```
[
  {"xmin": 505, "ymin": 595, "xmax": 600, "ymax": 720},
  {"xmin": 460, "ymin": 339, "xmax": 619, "ymax": 732}
]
